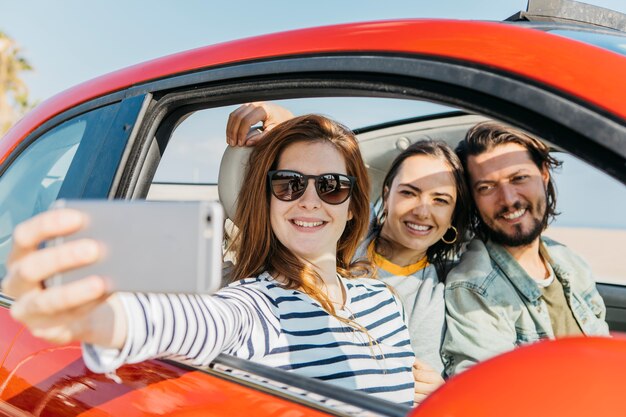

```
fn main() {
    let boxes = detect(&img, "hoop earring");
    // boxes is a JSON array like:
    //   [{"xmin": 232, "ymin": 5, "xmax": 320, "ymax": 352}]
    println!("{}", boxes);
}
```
[{"xmin": 441, "ymin": 226, "xmax": 458, "ymax": 244}]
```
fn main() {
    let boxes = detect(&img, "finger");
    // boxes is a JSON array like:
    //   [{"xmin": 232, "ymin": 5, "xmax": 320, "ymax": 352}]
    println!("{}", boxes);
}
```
[
  {"xmin": 3, "ymin": 239, "xmax": 101, "ymax": 297},
  {"xmin": 243, "ymin": 129, "xmax": 264, "ymax": 146},
  {"xmin": 413, "ymin": 369, "xmax": 442, "ymax": 385},
  {"xmin": 414, "ymin": 381, "xmax": 438, "ymax": 395},
  {"xmin": 413, "ymin": 358, "xmax": 434, "ymax": 371},
  {"xmin": 237, "ymin": 106, "xmax": 268, "ymax": 146},
  {"xmin": 226, "ymin": 104, "xmax": 251, "ymax": 146},
  {"xmin": 10, "ymin": 209, "xmax": 86, "ymax": 262},
  {"xmin": 413, "ymin": 393, "xmax": 428, "ymax": 405},
  {"xmin": 11, "ymin": 275, "xmax": 107, "ymax": 319}
]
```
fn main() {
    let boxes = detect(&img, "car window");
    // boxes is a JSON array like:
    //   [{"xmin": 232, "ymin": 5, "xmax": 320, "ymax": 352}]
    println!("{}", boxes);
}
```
[
  {"xmin": 546, "ymin": 152, "xmax": 626, "ymax": 285},
  {"xmin": 149, "ymin": 99, "xmax": 626, "ymax": 288},
  {"xmin": 151, "ymin": 98, "xmax": 454, "ymax": 185},
  {"xmin": 0, "ymin": 104, "xmax": 118, "ymax": 279}
]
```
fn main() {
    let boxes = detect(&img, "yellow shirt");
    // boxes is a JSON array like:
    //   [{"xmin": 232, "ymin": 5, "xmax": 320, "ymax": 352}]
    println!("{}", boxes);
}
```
[{"xmin": 367, "ymin": 240, "xmax": 429, "ymax": 276}]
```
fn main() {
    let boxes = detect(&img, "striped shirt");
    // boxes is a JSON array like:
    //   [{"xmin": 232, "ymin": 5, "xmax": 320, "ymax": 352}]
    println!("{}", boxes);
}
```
[{"xmin": 83, "ymin": 272, "xmax": 415, "ymax": 405}]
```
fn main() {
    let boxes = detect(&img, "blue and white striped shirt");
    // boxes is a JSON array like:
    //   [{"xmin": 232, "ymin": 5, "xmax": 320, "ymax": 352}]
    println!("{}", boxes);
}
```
[{"xmin": 83, "ymin": 272, "xmax": 415, "ymax": 405}]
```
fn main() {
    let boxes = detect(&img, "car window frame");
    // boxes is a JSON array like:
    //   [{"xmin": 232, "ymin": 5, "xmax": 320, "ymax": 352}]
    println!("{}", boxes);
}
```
[{"xmin": 112, "ymin": 54, "xmax": 625, "ymax": 200}]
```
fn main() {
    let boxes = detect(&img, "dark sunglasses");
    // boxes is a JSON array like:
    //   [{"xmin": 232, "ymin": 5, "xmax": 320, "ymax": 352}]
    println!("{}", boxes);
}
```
[{"xmin": 268, "ymin": 170, "xmax": 356, "ymax": 205}]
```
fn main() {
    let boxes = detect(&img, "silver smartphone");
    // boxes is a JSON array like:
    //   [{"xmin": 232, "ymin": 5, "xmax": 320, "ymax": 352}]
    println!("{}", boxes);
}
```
[{"xmin": 45, "ymin": 199, "xmax": 224, "ymax": 294}]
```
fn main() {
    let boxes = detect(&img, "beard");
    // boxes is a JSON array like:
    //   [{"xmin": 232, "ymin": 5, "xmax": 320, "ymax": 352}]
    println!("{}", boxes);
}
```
[{"xmin": 481, "ymin": 196, "xmax": 549, "ymax": 247}]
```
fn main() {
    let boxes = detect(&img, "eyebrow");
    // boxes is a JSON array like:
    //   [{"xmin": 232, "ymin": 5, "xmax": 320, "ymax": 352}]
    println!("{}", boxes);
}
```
[{"xmin": 399, "ymin": 183, "xmax": 454, "ymax": 199}]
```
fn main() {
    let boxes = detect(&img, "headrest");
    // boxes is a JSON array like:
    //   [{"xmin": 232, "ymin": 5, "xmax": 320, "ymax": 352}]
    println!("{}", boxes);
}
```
[{"xmin": 218, "ymin": 146, "xmax": 254, "ymax": 221}]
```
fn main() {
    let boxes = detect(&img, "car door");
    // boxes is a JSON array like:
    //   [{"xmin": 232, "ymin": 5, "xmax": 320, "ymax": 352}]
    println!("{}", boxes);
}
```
[{"xmin": 0, "ymin": 96, "xmax": 146, "ymax": 404}]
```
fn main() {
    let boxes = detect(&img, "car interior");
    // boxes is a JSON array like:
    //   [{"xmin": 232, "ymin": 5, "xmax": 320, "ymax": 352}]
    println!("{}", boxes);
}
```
[{"xmin": 141, "ymin": 98, "xmax": 626, "ymax": 333}]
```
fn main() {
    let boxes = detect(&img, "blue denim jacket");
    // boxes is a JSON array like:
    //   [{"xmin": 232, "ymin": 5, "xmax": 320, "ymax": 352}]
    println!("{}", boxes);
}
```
[{"xmin": 442, "ymin": 236, "xmax": 609, "ymax": 377}]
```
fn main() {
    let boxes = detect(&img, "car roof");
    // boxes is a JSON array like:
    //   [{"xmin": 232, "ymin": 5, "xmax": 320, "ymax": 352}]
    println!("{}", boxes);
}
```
[{"xmin": 3, "ymin": 19, "xmax": 626, "ymax": 164}]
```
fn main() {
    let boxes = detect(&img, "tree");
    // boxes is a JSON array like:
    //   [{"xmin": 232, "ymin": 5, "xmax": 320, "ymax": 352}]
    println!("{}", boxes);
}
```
[{"xmin": 0, "ymin": 31, "xmax": 32, "ymax": 136}]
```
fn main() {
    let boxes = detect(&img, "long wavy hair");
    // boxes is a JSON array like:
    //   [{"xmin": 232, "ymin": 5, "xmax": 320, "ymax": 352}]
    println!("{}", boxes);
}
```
[
  {"xmin": 455, "ymin": 121, "xmax": 562, "ymax": 241},
  {"xmin": 373, "ymin": 140, "xmax": 471, "ymax": 279},
  {"xmin": 229, "ymin": 114, "xmax": 372, "ymax": 315}
]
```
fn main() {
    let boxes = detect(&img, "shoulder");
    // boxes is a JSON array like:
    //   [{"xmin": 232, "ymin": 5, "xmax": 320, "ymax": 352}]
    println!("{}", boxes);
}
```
[
  {"xmin": 541, "ymin": 236, "xmax": 595, "ymax": 283},
  {"xmin": 345, "ymin": 276, "xmax": 390, "ymax": 292},
  {"xmin": 219, "ymin": 272, "xmax": 289, "ymax": 304},
  {"xmin": 344, "ymin": 276, "xmax": 402, "ymax": 305},
  {"xmin": 446, "ymin": 238, "xmax": 497, "ymax": 291},
  {"xmin": 541, "ymin": 236, "xmax": 587, "ymax": 265}
]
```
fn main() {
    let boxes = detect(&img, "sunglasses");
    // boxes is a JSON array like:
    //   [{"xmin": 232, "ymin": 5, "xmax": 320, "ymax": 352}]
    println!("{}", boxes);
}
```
[{"xmin": 268, "ymin": 170, "xmax": 356, "ymax": 205}]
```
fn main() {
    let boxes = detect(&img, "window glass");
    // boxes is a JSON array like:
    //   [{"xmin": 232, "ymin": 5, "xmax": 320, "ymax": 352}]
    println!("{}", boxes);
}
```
[
  {"xmin": 546, "ymin": 153, "xmax": 626, "ymax": 285},
  {"xmin": 0, "ymin": 105, "xmax": 116, "ymax": 278},
  {"xmin": 152, "ymin": 98, "xmax": 453, "ymax": 184},
  {"xmin": 150, "ymin": 97, "xmax": 625, "ymax": 287}
]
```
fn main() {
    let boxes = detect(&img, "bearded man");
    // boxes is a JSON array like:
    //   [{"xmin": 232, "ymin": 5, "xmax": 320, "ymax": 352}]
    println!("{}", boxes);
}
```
[{"xmin": 442, "ymin": 121, "xmax": 609, "ymax": 376}]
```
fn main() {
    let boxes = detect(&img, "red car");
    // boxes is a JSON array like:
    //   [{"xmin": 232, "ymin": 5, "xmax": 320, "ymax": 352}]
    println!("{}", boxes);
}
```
[{"xmin": 1, "ymin": 1, "xmax": 626, "ymax": 416}]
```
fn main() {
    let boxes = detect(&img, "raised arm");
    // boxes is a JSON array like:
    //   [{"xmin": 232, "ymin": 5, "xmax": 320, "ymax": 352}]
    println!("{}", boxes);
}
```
[
  {"xmin": 2, "ymin": 209, "xmax": 281, "ymax": 374},
  {"xmin": 84, "ymin": 284, "xmax": 281, "ymax": 373}
]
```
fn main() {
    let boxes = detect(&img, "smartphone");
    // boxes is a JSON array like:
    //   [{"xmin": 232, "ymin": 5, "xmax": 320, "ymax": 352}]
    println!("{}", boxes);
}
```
[{"xmin": 45, "ymin": 199, "xmax": 224, "ymax": 294}]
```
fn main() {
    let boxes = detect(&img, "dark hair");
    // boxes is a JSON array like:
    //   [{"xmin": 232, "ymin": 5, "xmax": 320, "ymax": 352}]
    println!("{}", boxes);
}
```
[
  {"xmin": 455, "ymin": 121, "xmax": 562, "ymax": 241},
  {"xmin": 373, "ymin": 140, "xmax": 470, "ymax": 280},
  {"xmin": 230, "ymin": 114, "xmax": 371, "ymax": 314}
]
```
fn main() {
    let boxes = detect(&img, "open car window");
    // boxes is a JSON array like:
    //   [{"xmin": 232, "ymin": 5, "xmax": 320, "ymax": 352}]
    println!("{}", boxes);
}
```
[{"xmin": 149, "ymin": 97, "xmax": 626, "ymax": 288}]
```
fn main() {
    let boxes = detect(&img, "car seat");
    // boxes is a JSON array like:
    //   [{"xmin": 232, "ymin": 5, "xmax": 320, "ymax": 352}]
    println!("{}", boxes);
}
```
[{"xmin": 217, "ymin": 145, "xmax": 254, "ymax": 223}]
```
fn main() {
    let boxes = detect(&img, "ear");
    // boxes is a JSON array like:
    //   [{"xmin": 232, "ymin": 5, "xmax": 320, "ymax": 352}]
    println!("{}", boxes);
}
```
[
  {"xmin": 382, "ymin": 185, "xmax": 390, "ymax": 200},
  {"xmin": 347, "ymin": 210, "xmax": 353, "ymax": 221},
  {"xmin": 381, "ymin": 185, "xmax": 390, "ymax": 211}
]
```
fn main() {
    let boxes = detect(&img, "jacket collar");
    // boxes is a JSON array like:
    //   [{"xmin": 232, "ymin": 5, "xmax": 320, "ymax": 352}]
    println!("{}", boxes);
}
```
[{"xmin": 485, "ymin": 239, "xmax": 543, "ymax": 303}]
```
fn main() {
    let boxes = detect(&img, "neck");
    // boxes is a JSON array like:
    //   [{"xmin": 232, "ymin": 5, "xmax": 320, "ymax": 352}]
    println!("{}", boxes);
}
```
[
  {"xmin": 502, "ymin": 237, "xmax": 548, "ymax": 280},
  {"xmin": 308, "ymin": 254, "xmax": 345, "ymax": 307},
  {"xmin": 378, "ymin": 228, "xmax": 427, "ymax": 266}
]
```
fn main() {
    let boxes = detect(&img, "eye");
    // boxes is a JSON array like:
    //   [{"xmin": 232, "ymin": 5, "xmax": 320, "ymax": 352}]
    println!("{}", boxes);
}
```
[
  {"xmin": 434, "ymin": 197, "xmax": 450, "ymax": 205},
  {"xmin": 476, "ymin": 184, "xmax": 494, "ymax": 194},
  {"xmin": 399, "ymin": 189, "xmax": 415, "ymax": 197},
  {"xmin": 511, "ymin": 175, "xmax": 530, "ymax": 183}
]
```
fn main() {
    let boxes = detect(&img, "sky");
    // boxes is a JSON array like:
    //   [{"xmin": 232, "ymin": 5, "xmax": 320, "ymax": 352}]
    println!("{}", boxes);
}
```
[{"xmin": 2, "ymin": 0, "xmax": 626, "ymax": 102}]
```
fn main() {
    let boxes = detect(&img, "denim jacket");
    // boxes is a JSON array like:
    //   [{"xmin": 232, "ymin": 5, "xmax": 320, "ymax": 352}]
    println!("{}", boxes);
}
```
[{"xmin": 442, "ymin": 236, "xmax": 609, "ymax": 377}]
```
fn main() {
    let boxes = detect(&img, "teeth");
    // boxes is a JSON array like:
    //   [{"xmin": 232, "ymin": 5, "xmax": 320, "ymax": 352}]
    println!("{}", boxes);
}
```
[
  {"xmin": 406, "ymin": 222, "xmax": 431, "ymax": 231},
  {"xmin": 503, "ymin": 209, "xmax": 526, "ymax": 220},
  {"xmin": 293, "ymin": 220, "xmax": 324, "ymax": 228}
]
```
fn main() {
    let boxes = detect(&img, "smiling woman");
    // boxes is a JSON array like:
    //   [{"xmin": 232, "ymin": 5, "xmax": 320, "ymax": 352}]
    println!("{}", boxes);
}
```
[{"xmin": 2, "ymin": 114, "xmax": 418, "ymax": 406}]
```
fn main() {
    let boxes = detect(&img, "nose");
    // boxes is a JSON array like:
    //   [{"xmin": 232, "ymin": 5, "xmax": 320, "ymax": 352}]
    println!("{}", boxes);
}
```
[
  {"xmin": 298, "ymin": 178, "xmax": 321, "ymax": 209},
  {"xmin": 411, "ymin": 199, "xmax": 431, "ymax": 219},
  {"xmin": 498, "ymin": 183, "xmax": 518, "ymax": 207}
]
